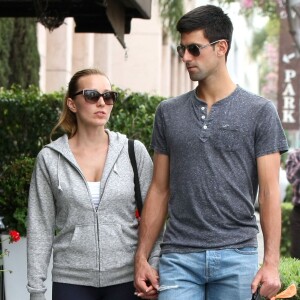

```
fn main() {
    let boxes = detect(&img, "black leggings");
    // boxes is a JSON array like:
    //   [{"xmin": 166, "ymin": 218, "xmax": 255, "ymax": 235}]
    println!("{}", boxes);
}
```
[{"xmin": 52, "ymin": 281, "xmax": 139, "ymax": 300}]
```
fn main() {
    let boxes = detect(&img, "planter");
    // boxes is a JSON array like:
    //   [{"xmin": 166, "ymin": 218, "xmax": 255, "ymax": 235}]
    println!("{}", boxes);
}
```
[{"xmin": 1, "ymin": 235, "xmax": 52, "ymax": 300}]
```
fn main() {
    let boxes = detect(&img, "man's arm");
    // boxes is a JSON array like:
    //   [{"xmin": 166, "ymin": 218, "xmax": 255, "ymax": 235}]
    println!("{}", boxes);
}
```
[
  {"xmin": 251, "ymin": 152, "xmax": 282, "ymax": 299},
  {"xmin": 134, "ymin": 152, "xmax": 170, "ymax": 298}
]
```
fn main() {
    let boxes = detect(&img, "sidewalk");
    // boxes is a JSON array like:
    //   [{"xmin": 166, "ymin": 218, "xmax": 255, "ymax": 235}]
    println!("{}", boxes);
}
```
[{"xmin": 255, "ymin": 211, "xmax": 264, "ymax": 264}]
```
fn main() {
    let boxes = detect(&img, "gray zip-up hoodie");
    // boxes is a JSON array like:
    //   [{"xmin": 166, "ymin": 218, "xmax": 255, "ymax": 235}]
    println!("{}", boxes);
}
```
[{"xmin": 27, "ymin": 130, "xmax": 161, "ymax": 300}]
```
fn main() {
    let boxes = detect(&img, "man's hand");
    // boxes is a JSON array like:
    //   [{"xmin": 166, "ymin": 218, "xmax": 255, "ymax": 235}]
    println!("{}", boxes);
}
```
[
  {"xmin": 134, "ymin": 257, "xmax": 159, "ymax": 299},
  {"xmin": 251, "ymin": 263, "xmax": 281, "ymax": 299}
]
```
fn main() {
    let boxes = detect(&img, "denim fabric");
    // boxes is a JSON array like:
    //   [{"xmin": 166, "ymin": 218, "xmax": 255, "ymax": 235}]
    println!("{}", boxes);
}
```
[{"xmin": 158, "ymin": 248, "xmax": 258, "ymax": 300}]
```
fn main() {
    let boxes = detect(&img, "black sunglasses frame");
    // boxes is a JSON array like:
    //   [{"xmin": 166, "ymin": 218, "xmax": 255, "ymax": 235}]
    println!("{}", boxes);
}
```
[
  {"xmin": 177, "ymin": 39, "xmax": 224, "ymax": 58},
  {"xmin": 72, "ymin": 89, "xmax": 118, "ymax": 105}
]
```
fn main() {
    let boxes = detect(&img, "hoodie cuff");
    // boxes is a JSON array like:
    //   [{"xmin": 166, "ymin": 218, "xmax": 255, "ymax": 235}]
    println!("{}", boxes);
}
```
[{"xmin": 30, "ymin": 293, "xmax": 46, "ymax": 300}]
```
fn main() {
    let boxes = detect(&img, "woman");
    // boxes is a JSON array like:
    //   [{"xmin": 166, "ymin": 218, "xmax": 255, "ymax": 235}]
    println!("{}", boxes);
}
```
[{"xmin": 27, "ymin": 69, "xmax": 160, "ymax": 300}]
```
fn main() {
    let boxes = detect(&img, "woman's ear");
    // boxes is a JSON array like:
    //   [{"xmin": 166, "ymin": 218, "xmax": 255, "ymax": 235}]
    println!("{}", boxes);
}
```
[{"xmin": 67, "ymin": 98, "xmax": 77, "ymax": 113}]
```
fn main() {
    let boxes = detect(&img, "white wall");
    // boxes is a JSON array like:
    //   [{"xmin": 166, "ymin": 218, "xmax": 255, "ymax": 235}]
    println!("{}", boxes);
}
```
[
  {"xmin": 37, "ymin": 0, "xmax": 261, "ymax": 97},
  {"xmin": 37, "ymin": 0, "xmax": 197, "ymax": 97}
]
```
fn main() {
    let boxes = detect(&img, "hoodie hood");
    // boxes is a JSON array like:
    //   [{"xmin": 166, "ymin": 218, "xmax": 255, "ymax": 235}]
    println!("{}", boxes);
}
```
[{"xmin": 45, "ymin": 129, "xmax": 127, "ymax": 194}]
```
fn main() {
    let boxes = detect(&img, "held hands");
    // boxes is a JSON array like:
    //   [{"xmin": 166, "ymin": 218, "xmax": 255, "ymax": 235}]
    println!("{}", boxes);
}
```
[
  {"xmin": 251, "ymin": 263, "xmax": 281, "ymax": 299},
  {"xmin": 134, "ymin": 258, "xmax": 159, "ymax": 299}
]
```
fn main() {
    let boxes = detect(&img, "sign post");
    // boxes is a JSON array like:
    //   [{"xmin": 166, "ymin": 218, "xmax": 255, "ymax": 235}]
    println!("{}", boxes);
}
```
[{"xmin": 277, "ymin": 2, "xmax": 300, "ymax": 130}]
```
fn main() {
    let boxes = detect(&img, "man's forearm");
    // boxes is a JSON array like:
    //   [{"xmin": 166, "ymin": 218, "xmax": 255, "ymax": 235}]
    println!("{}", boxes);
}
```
[
  {"xmin": 259, "ymin": 194, "xmax": 281, "ymax": 267},
  {"xmin": 135, "ymin": 189, "xmax": 168, "ymax": 261}
]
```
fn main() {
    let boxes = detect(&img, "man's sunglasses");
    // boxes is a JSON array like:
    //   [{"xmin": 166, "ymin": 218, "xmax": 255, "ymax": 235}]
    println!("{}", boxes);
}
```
[
  {"xmin": 72, "ymin": 89, "xmax": 118, "ymax": 105},
  {"xmin": 177, "ymin": 39, "xmax": 224, "ymax": 58}
]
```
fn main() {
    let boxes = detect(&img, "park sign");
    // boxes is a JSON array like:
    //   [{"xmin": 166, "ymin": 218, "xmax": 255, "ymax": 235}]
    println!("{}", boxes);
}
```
[{"xmin": 277, "ymin": 3, "xmax": 300, "ymax": 130}]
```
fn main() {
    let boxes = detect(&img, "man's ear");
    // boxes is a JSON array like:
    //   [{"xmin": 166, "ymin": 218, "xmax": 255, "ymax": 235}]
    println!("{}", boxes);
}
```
[
  {"xmin": 216, "ymin": 40, "xmax": 228, "ymax": 57},
  {"xmin": 67, "ymin": 98, "xmax": 77, "ymax": 113}
]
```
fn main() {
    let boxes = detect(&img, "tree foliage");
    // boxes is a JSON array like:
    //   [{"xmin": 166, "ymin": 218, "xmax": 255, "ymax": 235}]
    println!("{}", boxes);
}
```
[
  {"xmin": 0, "ymin": 19, "xmax": 14, "ymax": 87},
  {"xmin": 159, "ymin": 0, "xmax": 184, "ymax": 42},
  {"xmin": 0, "ymin": 18, "xmax": 40, "ymax": 88},
  {"xmin": 217, "ymin": 0, "xmax": 279, "ymax": 20}
]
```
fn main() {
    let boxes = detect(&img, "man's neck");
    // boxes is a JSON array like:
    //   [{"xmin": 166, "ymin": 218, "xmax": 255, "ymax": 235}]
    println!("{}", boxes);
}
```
[{"xmin": 196, "ymin": 73, "xmax": 236, "ymax": 111}]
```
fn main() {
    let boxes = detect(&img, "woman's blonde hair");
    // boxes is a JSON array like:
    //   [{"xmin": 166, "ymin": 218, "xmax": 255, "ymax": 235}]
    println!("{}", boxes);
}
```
[{"xmin": 50, "ymin": 68, "xmax": 108, "ymax": 140}]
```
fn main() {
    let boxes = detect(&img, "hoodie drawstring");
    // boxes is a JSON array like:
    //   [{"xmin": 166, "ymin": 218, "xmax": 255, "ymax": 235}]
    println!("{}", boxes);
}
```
[{"xmin": 57, "ymin": 154, "xmax": 63, "ymax": 191}]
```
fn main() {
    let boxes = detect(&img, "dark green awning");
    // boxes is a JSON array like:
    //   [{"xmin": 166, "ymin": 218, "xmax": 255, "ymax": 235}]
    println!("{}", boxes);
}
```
[{"xmin": 0, "ymin": 0, "xmax": 152, "ymax": 48}]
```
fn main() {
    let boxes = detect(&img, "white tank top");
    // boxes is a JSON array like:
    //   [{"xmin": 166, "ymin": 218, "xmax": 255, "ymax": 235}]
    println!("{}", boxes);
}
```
[{"xmin": 87, "ymin": 181, "xmax": 101, "ymax": 210}]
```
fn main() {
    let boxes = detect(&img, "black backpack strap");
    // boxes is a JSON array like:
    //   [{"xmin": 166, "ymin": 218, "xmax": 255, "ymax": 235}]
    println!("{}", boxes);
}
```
[{"xmin": 128, "ymin": 139, "xmax": 143, "ymax": 216}]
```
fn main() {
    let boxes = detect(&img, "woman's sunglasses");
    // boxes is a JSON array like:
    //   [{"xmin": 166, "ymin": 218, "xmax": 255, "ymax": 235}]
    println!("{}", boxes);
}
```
[
  {"xmin": 177, "ymin": 39, "xmax": 225, "ymax": 58},
  {"xmin": 72, "ymin": 89, "xmax": 118, "ymax": 105}
]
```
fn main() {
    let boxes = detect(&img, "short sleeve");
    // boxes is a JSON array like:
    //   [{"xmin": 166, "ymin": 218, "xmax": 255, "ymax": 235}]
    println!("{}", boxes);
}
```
[
  {"xmin": 254, "ymin": 101, "xmax": 289, "ymax": 158},
  {"xmin": 151, "ymin": 102, "xmax": 169, "ymax": 155}
]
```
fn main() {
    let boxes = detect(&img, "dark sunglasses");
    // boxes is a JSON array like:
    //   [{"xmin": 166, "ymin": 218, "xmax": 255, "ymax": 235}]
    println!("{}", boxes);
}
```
[
  {"xmin": 72, "ymin": 89, "xmax": 118, "ymax": 105},
  {"xmin": 177, "ymin": 39, "xmax": 224, "ymax": 58}
]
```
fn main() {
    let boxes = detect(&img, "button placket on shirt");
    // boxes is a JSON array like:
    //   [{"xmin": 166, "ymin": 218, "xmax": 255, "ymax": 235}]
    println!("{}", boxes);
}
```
[
  {"xmin": 200, "ymin": 106, "xmax": 208, "ymax": 129},
  {"xmin": 199, "ymin": 104, "xmax": 217, "ymax": 143}
]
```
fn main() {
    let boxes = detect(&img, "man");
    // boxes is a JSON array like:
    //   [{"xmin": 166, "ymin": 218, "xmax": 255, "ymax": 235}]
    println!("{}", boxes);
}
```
[
  {"xmin": 134, "ymin": 5, "xmax": 288, "ymax": 300},
  {"xmin": 286, "ymin": 149, "xmax": 300, "ymax": 259}
]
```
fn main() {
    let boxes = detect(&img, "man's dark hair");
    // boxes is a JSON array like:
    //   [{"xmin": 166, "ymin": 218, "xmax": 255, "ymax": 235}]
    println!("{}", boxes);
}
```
[{"xmin": 176, "ymin": 5, "xmax": 233, "ymax": 59}]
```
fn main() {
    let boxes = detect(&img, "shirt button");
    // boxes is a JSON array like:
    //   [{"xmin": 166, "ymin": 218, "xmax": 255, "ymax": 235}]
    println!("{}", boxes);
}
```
[
  {"xmin": 201, "ymin": 107, "xmax": 205, "ymax": 111},
  {"xmin": 203, "ymin": 125, "xmax": 208, "ymax": 129},
  {"xmin": 201, "ymin": 115, "xmax": 205, "ymax": 119}
]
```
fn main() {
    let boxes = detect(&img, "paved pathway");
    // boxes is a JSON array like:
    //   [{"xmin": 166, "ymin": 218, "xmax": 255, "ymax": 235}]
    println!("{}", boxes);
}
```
[{"xmin": 255, "ymin": 211, "xmax": 264, "ymax": 264}]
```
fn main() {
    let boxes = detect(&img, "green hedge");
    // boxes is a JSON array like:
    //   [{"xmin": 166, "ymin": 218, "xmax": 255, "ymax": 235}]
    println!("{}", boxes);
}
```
[
  {"xmin": 260, "ymin": 257, "xmax": 300, "ymax": 300},
  {"xmin": 109, "ymin": 87, "xmax": 164, "ymax": 153},
  {"xmin": 0, "ymin": 85, "xmax": 63, "ymax": 173},
  {"xmin": 0, "ymin": 157, "xmax": 35, "ymax": 237},
  {"xmin": 0, "ymin": 85, "xmax": 164, "ymax": 234},
  {"xmin": 0, "ymin": 85, "xmax": 164, "ymax": 173},
  {"xmin": 281, "ymin": 202, "xmax": 293, "ymax": 257},
  {"xmin": 276, "ymin": 257, "xmax": 300, "ymax": 300}
]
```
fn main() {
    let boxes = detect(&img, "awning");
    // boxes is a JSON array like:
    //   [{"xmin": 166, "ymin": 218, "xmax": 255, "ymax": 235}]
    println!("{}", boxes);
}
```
[{"xmin": 0, "ymin": 0, "xmax": 152, "ymax": 48}]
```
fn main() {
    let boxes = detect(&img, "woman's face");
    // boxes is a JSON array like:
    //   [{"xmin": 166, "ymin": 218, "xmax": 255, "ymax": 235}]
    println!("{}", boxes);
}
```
[{"xmin": 67, "ymin": 74, "xmax": 115, "ymax": 130}]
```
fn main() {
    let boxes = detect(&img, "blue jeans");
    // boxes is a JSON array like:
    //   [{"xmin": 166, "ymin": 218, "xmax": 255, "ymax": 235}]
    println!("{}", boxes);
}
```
[{"xmin": 158, "ymin": 248, "xmax": 258, "ymax": 300}]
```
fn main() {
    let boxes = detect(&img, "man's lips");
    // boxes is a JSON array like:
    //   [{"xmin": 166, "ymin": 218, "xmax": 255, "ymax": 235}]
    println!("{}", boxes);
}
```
[{"xmin": 186, "ymin": 65, "xmax": 197, "ymax": 72}]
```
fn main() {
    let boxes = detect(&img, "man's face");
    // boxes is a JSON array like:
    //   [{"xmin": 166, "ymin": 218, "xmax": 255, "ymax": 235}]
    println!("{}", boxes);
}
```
[{"xmin": 179, "ymin": 30, "xmax": 223, "ymax": 82}]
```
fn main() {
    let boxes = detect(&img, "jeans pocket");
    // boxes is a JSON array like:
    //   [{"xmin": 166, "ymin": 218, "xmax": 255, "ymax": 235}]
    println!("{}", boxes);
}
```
[{"xmin": 234, "ymin": 247, "xmax": 258, "ymax": 255}]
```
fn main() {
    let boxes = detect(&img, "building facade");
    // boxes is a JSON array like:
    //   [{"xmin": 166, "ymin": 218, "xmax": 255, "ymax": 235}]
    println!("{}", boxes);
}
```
[{"xmin": 37, "ymin": 0, "xmax": 263, "ymax": 101}]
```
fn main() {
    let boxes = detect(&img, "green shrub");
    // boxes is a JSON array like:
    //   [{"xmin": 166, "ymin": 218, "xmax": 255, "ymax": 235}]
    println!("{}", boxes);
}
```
[
  {"xmin": 109, "ymin": 88, "xmax": 164, "ymax": 154},
  {"xmin": 0, "ymin": 85, "xmax": 164, "ymax": 174},
  {"xmin": 0, "ymin": 157, "xmax": 35, "ymax": 236},
  {"xmin": 259, "ymin": 257, "xmax": 300, "ymax": 300},
  {"xmin": 0, "ymin": 86, "xmax": 165, "ymax": 235},
  {"xmin": 281, "ymin": 202, "xmax": 293, "ymax": 257},
  {"xmin": 284, "ymin": 184, "xmax": 293, "ymax": 203},
  {"xmin": 278, "ymin": 257, "xmax": 300, "ymax": 299},
  {"xmin": 0, "ymin": 85, "xmax": 63, "ymax": 173}
]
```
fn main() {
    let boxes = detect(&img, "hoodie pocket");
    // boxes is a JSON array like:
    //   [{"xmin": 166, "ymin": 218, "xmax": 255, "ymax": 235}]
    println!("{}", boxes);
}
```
[
  {"xmin": 99, "ymin": 223, "xmax": 136, "ymax": 271},
  {"xmin": 64, "ymin": 224, "xmax": 97, "ymax": 269}
]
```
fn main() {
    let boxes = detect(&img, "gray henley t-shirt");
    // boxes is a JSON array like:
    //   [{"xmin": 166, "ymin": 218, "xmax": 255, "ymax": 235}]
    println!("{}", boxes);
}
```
[{"xmin": 151, "ymin": 86, "xmax": 289, "ymax": 254}]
